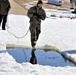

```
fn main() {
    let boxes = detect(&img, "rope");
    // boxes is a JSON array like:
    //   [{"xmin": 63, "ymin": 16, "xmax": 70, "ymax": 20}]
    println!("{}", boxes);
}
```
[
  {"xmin": 6, "ymin": 14, "xmax": 30, "ymax": 39},
  {"xmin": 7, "ymin": 25, "xmax": 30, "ymax": 39}
]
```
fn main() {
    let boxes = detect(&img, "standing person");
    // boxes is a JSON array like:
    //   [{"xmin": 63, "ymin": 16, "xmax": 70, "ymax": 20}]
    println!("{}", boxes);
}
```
[
  {"xmin": 70, "ymin": 0, "xmax": 76, "ymax": 14},
  {"xmin": 0, "ymin": 0, "xmax": 11, "ymax": 30},
  {"xmin": 27, "ymin": 0, "xmax": 46, "ymax": 50}
]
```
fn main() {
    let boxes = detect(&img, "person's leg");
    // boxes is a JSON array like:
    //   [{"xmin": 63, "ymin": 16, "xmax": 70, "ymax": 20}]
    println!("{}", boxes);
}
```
[
  {"xmin": 75, "ymin": 1, "xmax": 76, "ymax": 9},
  {"xmin": 30, "ymin": 26, "xmax": 36, "ymax": 48},
  {"xmin": 2, "ymin": 15, "xmax": 7, "ymax": 30},
  {"xmin": 0, "ymin": 14, "xmax": 2, "ymax": 26},
  {"xmin": 36, "ymin": 24, "xmax": 41, "ymax": 41},
  {"xmin": 72, "ymin": 0, "xmax": 76, "ymax": 14},
  {"xmin": 70, "ymin": 0, "xmax": 75, "ymax": 9},
  {"xmin": 36, "ymin": 28, "xmax": 41, "ymax": 41}
]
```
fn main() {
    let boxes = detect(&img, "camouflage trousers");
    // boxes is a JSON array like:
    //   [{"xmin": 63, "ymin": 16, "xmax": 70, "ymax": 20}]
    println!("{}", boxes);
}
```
[
  {"xmin": 70, "ymin": 0, "xmax": 76, "ymax": 9},
  {"xmin": 30, "ymin": 23, "xmax": 41, "ymax": 47}
]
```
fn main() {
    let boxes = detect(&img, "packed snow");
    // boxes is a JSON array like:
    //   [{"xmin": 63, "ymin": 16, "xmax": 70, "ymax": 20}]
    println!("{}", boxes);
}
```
[
  {"xmin": 0, "ymin": 49, "xmax": 76, "ymax": 75},
  {"xmin": 0, "ymin": 10, "xmax": 76, "ymax": 50}
]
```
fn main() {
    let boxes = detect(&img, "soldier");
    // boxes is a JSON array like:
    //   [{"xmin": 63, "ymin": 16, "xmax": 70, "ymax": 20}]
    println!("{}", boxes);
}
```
[
  {"xmin": 0, "ymin": 0, "xmax": 11, "ymax": 30},
  {"xmin": 27, "ymin": 0, "xmax": 46, "ymax": 50}
]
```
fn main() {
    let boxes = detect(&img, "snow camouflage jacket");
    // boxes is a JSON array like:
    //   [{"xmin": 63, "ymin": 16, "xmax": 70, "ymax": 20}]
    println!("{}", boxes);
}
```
[
  {"xmin": 0, "ymin": 0, "xmax": 11, "ymax": 15},
  {"xmin": 27, "ymin": 6, "xmax": 46, "ymax": 27}
]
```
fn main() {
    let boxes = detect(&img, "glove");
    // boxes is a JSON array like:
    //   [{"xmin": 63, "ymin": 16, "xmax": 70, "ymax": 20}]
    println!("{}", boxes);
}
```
[
  {"xmin": 33, "ymin": 13, "xmax": 41, "ymax": 19},
  {"xmin": 7, "ymin": 8, "xmax": 9, "ymax": 12},
  {"xmin": 7, "ymin": 5, "xmax": 10, "ymax": 12}
]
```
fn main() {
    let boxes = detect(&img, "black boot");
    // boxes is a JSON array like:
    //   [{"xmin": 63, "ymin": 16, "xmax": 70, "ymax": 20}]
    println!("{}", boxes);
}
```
[
  {"xmin": 70, "ymin": 7, "xmax": 74, "ymax": 9},
  {"xmin": 2, "ymin": 23, "xmax": 6, "ymax": 30},
  {"xmin": 2, "ymin": 28, "xmax": 6, "ymax": 30},
  {"xmin": 72, "ymin": 9, "xmax": 76, "ymax": 14}
]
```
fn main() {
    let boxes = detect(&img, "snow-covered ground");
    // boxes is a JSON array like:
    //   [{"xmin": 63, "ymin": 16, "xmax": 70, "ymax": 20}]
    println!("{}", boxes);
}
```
[
  {"xmin": 0, "ymin": 8, "xmax": 76, "ymax": 74},
  {"xmin": 0, "ymin": 49, "xmax": 76, "ymax": 75},
  {"xmin": 1, "ymin": 9, "xmax": 76, "ymax": 50}
]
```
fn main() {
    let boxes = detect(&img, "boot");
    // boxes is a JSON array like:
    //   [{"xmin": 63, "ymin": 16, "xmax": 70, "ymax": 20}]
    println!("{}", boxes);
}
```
[
  {"xmin": 31, "ymin": 40, "xmax": 36, "ymax": 49},
  {"xmin": 2, "ymin": 28, "xmax": 6, "ymax": 30},
  {"xmin": 2, "ymin": 23, "xmax": 6, "ymax": 30},
  {"xmin": 32, "ymin": 46, "xmax": 36, "ymax": 51},
  {"xmin": 72, "ymin": 9, "xmax": 76, "ymax": 14}
]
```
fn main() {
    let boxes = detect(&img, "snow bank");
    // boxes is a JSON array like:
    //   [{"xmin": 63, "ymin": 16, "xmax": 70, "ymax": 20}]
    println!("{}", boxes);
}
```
[
  {"xmin": 61, "ymin": 51, "xmax": 76, "ymax": 64},
  {"xmin": 0, "ymin": 51, "xmax": 76, "ymax": 75},
  {"xmin": 0, "ymin": 42, "xmax": 6, "ymax": 50}
]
